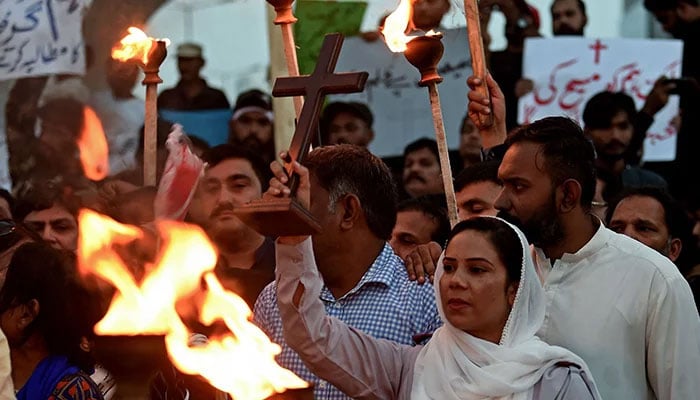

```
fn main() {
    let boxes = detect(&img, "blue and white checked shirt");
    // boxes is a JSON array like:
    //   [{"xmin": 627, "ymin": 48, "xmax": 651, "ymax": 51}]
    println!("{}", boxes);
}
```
[{"xmin": 254, "ymin": 243, "xmax": 442, "ymax": 400}]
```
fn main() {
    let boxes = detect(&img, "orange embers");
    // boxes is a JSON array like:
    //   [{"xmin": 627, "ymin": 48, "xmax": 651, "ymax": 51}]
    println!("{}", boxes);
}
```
[{"xmin": 77, "ymin": 209, "xmax": 308, "ymax": 399}]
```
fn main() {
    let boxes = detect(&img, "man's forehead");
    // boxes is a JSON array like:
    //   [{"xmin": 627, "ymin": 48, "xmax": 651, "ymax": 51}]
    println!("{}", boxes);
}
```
[
  {"xmin": 206, "ymin": 158, "xmax": 256, "ymax": 178},
  {"xmin": 500, "ymin": 142, "xmax": 543, "ymax": 177},
  {"xmin": 407, "ymin": 148, "xmax": 437, "ymax": 161}
]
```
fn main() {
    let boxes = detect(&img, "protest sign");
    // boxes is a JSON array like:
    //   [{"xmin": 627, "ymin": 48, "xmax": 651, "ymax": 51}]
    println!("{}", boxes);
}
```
[
  {"xmin": 331, "ymin": 28, "xmax": 472, "ymax": 157},
  {"xmin": 0, "ymin": 0, "xmax": 87, "ymax": 80},
  {"xmin": 294, "ymin": 0, "xmax": 367, "ymax": 75},
  {"xmin": 517, "ymin": 37, "xmax": 683, "ymax": 162}
]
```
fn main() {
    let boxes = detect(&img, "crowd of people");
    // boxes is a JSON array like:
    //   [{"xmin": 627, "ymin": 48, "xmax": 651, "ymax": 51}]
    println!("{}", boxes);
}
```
[{"xmin": 0, "ymin": 0, "xmax": 699, "ymax": 399}]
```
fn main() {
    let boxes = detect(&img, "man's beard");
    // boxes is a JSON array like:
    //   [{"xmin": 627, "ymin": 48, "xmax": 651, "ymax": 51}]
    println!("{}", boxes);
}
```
[
  {"xmin": 497, "ymin": 193, "xmax": 565, "ymax": 249},
  {"xmin": 554, "ymin": 24, "xmax": 584, "ymax": 36}
]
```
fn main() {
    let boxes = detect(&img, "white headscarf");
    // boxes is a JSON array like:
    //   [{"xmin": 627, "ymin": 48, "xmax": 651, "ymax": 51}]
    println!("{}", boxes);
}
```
[{"xmin": 411, "ymin": 217, "xmax": 593, "ymax": 400}]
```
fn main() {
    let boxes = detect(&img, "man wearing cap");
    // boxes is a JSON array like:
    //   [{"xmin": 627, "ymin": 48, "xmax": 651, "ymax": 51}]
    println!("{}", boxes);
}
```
[
  {"xmin": 158, "ymin": 43, "xmax": 230, "ymax": 111},
  {"xmin": 228, "ymin": 89, "xmax": 275, "ymax": 165},
  {"xmin": 319, "ymin": 101, "xmax": 375, "ymax": 148}
]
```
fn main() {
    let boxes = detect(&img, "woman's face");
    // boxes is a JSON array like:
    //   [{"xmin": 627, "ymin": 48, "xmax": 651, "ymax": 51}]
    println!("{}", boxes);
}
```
[{"xmin": 439, "ymin": 230, "xmax": 518, "ymax": 343}]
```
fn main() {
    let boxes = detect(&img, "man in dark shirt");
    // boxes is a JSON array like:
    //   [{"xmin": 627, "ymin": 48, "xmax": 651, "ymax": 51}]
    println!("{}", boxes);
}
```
[{"xmin": 157, "ymin": 43, "xmax": 230, "ymax": 111}]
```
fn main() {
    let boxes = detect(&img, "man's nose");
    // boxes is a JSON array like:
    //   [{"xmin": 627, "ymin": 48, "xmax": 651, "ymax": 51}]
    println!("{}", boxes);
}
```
[{"xmin": 494, "ymin": 188, "xmax": 509, "ymax": 211}]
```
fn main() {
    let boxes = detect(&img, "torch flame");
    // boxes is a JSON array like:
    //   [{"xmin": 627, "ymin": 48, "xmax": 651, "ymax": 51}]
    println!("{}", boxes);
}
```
[
  {"xmin": 77, "ymin": 107, "xmax": 110, "ymax": 181},
  {"xmin": 77, "ymin": 210, "xmax": 308, "ymax": 399},
  {"xmin": 381, "ymin": 0, "xmax": 416, "ymax": 52},
  {"xmin": 112, "ymin": 27, "xmax": 169, "ymax": 64}
]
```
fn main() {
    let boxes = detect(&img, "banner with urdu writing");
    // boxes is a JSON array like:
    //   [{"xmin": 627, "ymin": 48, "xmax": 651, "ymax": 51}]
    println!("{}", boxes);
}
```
[
  {"xmin": 517, "ymin": 37, "xmax": 683, "ymax": 162},
  {"xmin": 0, "ymin": 0, "xmax": 87, "ymax": 80}
]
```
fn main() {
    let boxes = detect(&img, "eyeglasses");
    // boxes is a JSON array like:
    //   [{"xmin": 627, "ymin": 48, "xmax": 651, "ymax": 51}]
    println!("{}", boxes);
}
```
[
  {"xmin": 0, "ymin": 219, "xmax": 19, "ymax": 253},
  {"xmin": 0, "ymin": 220, "xmax": 16, "ymax": 237}
]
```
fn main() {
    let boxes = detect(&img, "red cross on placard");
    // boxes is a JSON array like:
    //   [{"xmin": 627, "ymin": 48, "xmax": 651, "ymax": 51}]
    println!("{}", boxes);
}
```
[{"xmin": 589, "ymin": 39, "xmax": 608, "ymax": 65}]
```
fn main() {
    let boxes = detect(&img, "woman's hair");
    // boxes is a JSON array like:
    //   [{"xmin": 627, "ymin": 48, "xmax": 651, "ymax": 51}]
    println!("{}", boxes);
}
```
[
  {"xmin": 0, "ymin": 242, "xmax": 98, "ymax": 372},
  {"xmin": 445, "ymin": 217, "xmax": 523, "ymax": 284}
]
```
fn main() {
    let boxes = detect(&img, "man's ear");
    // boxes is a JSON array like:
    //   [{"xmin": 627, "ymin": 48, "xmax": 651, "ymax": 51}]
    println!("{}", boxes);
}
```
[
  {"xmin": 339, "ymin": 194, "xmax": 362, "ymax": 231},
  {"xmin": 558, "ymin": 179, "xmax": 582, "ymax": 213},
  {"xmin": 668, "ymin": 238, "xmax": 682, "ymax": 262}
]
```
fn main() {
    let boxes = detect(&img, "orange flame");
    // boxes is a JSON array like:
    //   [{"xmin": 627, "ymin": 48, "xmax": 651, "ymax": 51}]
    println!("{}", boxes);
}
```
[
  {"xmin": 77, "ymin": 107, "xmax": 109, "ymax": 181},
  {"xmin": 77, "ymin": 209, "xmax": 308, "ymax": 399},
  {"xmin": 381, "ymin": 0, "xmax": 416, "ymax": 52},
  {"xmin": 112, "ymin": 27, "xmax": 169, "ymax": 64}
]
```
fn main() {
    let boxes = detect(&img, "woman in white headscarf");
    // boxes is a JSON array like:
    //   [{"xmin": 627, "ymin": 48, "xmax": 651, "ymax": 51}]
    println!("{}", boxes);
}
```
[{"xmin": 275, "ymin": 214, "xmax": 600, "ymax": 400}]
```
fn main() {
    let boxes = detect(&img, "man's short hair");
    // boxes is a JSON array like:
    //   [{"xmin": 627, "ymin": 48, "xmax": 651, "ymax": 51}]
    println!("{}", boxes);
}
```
[
  {"xmin": 506, "ymin": 117, "xmax": 596, "ymax": 209},
  {"xmin": 397, "ymin": 194, "xmax": 450, "ymax": 247},
  {"xmin": 304, "ymin": 145, "xmax": 398, "ymax": 240},
  {"xmin": 454, "ymin": 160, "xmax": 501, "ymax": 192},
  {"xmin": 200, "ymin": 144, "xmax": 271, "ymax": 191},
  {"xmin": 14, "ymin": 180, "xmax": 81, "ymax": 221},
  {"xmin": 551, "ymin": 0, "xmax": 587, "ymax": 16},
  {"xmin": 403, "ymin": 138, "xmax": 439, "ymax": 161},
  {"xmin": 232, "ymin": 89, "xmax": 273, "ymax": 122},
  {"xmin": 645, "ymin": 0, "xmax": 698, "ymax": 10},
  {"xmin": 582, "ymin": 91, "xmax": 637, "ymax": 130}
]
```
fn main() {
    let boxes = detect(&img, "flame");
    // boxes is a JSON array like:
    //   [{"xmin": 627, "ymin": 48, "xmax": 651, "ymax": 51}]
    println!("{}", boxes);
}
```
[
  {"xmin": 77, "ymin": 107, "xmax": 109, "ymax": 181},
  {"xmin": 112, "ymin": 27, "xmax": 169, "ymax": 64},
  {"xmin": 77, "ymin": 209, "xmax": 308, "ymax": 398},
  {"xmin": 381, "ymin": 0, "xmax": 416, "ymax": 52}
]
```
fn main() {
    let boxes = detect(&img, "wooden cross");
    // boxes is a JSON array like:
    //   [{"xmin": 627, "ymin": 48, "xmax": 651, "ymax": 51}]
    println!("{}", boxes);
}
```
[
  {"xmin": 274, "ymin": 33, "xmax": 368, "ymax": 187},
  {"xmin": 234, "ymin": 33, "xmax": 368, "ymax": 236}
]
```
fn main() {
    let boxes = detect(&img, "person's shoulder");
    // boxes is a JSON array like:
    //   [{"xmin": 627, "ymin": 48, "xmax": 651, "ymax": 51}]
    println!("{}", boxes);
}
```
[
  {"xmin": 603, "ymin": 227, "xmax": 682, "ymax": 279},
  {"xmin": 50, "ymin": 371, "xmax": 104, "ymax": 400},
  {"xmin": 534, "ymin": 362, "xmax": 598, "ymax": 400}
]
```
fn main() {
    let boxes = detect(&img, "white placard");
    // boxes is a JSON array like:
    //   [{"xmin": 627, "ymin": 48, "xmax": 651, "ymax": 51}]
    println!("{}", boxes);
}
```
[
  {"xmin": 0, "ymin": 0, "xmax": 87, "ymax": 80},
  {"xmin": 517, "ymin": 37, "xmax": 683, "ymax": 162},
  {"xmin": 330, "ymin": 28, "xmax": 473, "ymax": 157}
]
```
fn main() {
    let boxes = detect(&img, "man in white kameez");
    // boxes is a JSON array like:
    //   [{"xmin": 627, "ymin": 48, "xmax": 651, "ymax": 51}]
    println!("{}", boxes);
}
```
[{"xmin": 465, "ymin": 74, "xmax": 700, "ymax": 400}]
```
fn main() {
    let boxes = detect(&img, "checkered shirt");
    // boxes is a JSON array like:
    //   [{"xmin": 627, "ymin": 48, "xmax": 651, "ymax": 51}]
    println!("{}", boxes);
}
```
[{"xmin": 254, "ymin": 243, "xmax": 442, "ymax": 400}]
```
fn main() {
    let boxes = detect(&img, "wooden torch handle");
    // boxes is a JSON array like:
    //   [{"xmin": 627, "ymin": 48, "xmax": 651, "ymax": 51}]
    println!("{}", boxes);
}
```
[{"xmin": 464, "ymin": 0, "xmax": 493, "ymax": 127}]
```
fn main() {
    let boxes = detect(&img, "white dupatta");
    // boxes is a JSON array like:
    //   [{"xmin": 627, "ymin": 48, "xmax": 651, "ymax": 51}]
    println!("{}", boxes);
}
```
[{"xmin": 411, "ymin": 217, "xmax": 593, "ymax": 400}]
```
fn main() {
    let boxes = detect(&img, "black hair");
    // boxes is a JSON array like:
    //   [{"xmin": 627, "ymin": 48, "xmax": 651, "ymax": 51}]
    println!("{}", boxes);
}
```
[
  {"xmin": 187, "ymin": 135, "xmax": 211, "ymax": 152},
  {"xmin": 14, "ymin": 179, "xmax": 81, "ymax": 222},
  {"xmin": 200, "ymin": 144, "xmax": 271, "ymax": 192},
  {"xmin": 397, "ymin": 194, "xmax": 450, "ymax": 247},
  {"xmin": 0, "ymin": 243, "xmax": 97, "ymax": 372},
  {"xmin": 582, "ymin": 91, "xmax": 636, "ymax": 130},
  {"xmin": 445, "ymin": 217, "xmax": 523, "ymax": 284},
  {"xmin": 454, "ymin": 160, "xmax": 501, "ymax": 192},
  {"xmin": 304, "ymin": 144, "xmax": 398, "ymax": 240},
  {"xmin": 403, "ymin": 138, "xmax": 440, "ymax": 163},
  {"xmin": 506, "ymin": 117, "xmax": 596, "ymax": 210},
  {"xmin": 551, "ymin": 0, "xmax": 587, "ymax": 16}
]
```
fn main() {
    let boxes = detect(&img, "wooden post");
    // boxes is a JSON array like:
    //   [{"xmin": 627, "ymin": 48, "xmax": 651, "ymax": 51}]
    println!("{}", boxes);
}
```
[
  {"xmin": 404, "ymin": 35, "xmax": 459, "ymax": 227},
  {"xmin": 267, "ymin": 5, "xmax": 297, "ymax": 157},
  {"xmin": 428, "ymin": 83, "xmax": 459, "ymax": 227},
  {"xmin": 141, "ymin": 40, "xmax": 167, "ymax": 187},
  {"xmin": 464, "ymin": 0, "xmax": 493, "ymax": 127}
]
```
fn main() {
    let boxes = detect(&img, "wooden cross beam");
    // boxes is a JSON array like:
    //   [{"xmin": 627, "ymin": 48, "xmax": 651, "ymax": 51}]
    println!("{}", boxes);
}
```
[
  {"xmin": 234, "ymin": 33, "xmax": 369, "ymax": 236},
  {"xmin": 274, "ymin": 33, "xmax": 368, "ymax": 188}
]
